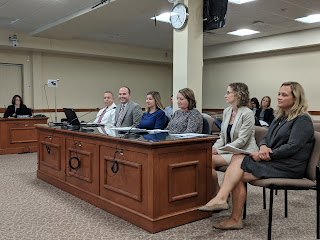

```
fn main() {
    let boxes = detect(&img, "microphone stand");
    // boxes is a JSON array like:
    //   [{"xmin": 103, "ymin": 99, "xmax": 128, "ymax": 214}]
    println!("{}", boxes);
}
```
[
  {"xmin": 54, "ymin": 86, "xmax": 57, "ymax": 122},
  {"xmin": 123, "ymin": 112, "xmax": 153, "ymax": 137}
]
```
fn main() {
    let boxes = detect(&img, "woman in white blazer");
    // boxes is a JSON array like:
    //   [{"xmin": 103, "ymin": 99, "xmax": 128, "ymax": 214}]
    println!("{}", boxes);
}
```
[
  {"xmin": 211, "ymin": 82, "xmax": 258, "ymax": 197},
  {"xmin": 93, "ymin": 91, "xmax": 116, "ymax": 128}
]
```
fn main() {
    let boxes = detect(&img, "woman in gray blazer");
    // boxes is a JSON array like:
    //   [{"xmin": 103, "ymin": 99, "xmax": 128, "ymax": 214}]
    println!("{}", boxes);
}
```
[
  {"xmin": 211, "ymin": 82, "xmax": 258, "ymax": 197},
  {"xmin": 199, "ymin": 82, "xmax": 314, "ymax": 231}
]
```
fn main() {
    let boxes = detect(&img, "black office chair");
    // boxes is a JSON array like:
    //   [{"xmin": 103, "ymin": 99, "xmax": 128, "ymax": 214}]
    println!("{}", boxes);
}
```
[{"xmin": 202, "ymin": 117, "xmax": 210, "ymax": 134}]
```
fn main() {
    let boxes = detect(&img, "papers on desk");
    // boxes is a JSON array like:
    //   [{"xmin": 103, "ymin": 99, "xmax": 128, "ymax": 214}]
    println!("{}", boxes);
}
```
[
  {"xmin": 218, "ymin": 144, "xmax": 252, "ymax": 154},
  {"xmin": 110, "ymin": 127, "xmax": 148, "ymax": 134},
  {"xmin": 147, "ymin": 129, "xmax": 169, "ymax": 134},
  {"xmin": 110, "ymin": 127, "xmax": 133, "ymax": 131},
  {"xmin": 169, "ymin": 133, "xmax": 209, "ymax": 139}
]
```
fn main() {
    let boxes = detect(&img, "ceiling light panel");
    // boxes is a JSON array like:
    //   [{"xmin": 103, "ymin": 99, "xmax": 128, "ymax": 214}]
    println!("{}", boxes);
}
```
[
  {"xmin": 229, "ymin": 0, "xmax": 256, "ymax": 4},
  {"xmin": 228, "ymin": 28, "xmax": 260, "ymax": 36},
  {"xmin": 295, "ymin": 14, "xmax": 320, "ymax": 24}
]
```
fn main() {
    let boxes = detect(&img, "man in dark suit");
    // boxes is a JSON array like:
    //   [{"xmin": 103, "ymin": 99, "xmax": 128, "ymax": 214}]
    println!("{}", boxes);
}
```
[{"xmin": 114, "ymin": 86, "xmax": 143, "ymax": 127}]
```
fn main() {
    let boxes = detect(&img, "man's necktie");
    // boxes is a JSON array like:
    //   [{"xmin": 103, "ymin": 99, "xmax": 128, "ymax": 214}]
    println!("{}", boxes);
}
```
[
  {"xmin": 97, "ymin": 107, "xmax": 107, "ymax": 123},
  {"xmin": 116, "ymin": 105, "xmax": 125, "ymax": 127}
]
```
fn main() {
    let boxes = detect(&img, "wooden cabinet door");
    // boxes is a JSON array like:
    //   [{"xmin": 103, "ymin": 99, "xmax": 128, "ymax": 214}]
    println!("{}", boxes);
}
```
[
  {"xmin": 65, "ymin": 137, "xmax": 99, "ymax": 195},
  {"xmin": 38, "ymin": 131, "xmax": 65, "ymax": 180},
  {"xmin": 99, "ymin": 143, "xmax": 149, "ymax": 216},
  {"xmin": 6, "ymin": 121, "xmax": 38, "ymax": 149}
]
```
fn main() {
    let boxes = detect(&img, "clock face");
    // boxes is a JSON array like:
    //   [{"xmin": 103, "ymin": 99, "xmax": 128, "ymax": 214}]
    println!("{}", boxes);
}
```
[{"xmin": 170, "ymin": 3, "xmax": 188, "ymax": 30}]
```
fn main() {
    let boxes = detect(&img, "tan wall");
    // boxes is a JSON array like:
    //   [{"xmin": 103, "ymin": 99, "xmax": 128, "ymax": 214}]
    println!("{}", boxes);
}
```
[
  {"xmin": 0, "ymin": 49, "xmax": 33, "ymax": 107},
  {"xmin": 203, "ymin": 47, "xmax": 320, "ymax": 114},
  {"xmin": 38, "ymin": 53, "xmax": 173, "ymax": 122},
  {"xmin": 0, "ymin": 48, "xmax": 173, "ymax": 122}
]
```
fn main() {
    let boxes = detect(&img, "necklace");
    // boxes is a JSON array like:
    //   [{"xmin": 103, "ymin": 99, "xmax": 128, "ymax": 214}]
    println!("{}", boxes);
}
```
[{"xmin": 278, "ymin": 116, "xmax": 287, "ymax": 125}]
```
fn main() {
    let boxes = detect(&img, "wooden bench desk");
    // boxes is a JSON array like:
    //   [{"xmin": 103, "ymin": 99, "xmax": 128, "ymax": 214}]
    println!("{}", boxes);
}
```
[
  {"xmin": 0, "ymin": 117, "xmax": 48, "ymax": 154},
  {"xmin": 36, "ymin": 125, "xmax": 217, "ymax": 233}
]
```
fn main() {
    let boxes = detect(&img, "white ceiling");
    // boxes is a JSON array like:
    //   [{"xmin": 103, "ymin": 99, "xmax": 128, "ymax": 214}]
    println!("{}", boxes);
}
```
[{"xmin": 1, "ymin": 0, "xmax": 320, "ymax": 50}]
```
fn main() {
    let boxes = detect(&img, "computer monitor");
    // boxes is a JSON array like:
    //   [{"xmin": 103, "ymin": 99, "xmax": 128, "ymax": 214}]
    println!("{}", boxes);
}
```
[
  {"xmin": 63, "ymin": 108, "xmax": 80, "ymax": 125},
  {"xmin": 16, "ymin": 108, "xmax": 32, "ymax": 117}
]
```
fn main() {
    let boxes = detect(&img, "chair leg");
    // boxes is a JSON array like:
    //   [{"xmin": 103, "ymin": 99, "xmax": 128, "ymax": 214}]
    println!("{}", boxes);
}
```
[
  {"xmin": 243, "ymin": 182, "xmax": 247, "ymax": 219},
  {"xmin": 275, "ymin": 189, "xmax": 278, "ymax": 195},
  {"xmin": 263, "ymin": 187, "xmax": 266, "ymax": 209},
  {"xmin": 268, "ymin": 185, "xmax": 274, "ymax": 240},
  {"xmin": 285, "ymin": 189, "xmax": 288, "ymax": 218}
]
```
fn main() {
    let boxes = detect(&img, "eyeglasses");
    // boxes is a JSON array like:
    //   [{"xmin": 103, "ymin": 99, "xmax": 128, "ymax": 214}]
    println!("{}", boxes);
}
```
[{"xmin": 226, "ymin": 91, "xmax": 234, "ymax": 95}]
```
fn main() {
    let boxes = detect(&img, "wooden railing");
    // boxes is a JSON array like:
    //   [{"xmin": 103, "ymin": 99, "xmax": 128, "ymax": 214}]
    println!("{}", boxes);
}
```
[{"xmin": 1, "ymin": 108, "xmax": 320, "ymax": 116}]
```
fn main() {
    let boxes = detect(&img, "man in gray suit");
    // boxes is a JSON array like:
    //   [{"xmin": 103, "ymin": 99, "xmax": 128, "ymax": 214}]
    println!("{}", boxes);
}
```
[{"xmin": 114, "ymin": 86, "xmax": 143, "ymax": 127}]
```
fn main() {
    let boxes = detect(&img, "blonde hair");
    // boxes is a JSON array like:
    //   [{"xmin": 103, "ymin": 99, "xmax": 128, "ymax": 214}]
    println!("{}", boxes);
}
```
[
  {"xmin": 178, "ymin": 88, "xmax": 197, "ymax": 110},
  {"xmin": 146, "ymin": 91, "xmax": 164, "ymax": 112},
  {"xmin": 261, "ymin": 96, "xmax": 271, "ymax": 109},
  {"xmin": 229, "ymin": 82, "xmax": 250, "ymax": 108},
  {"xmin": 274, "ymin": 82, "xmax": 308, "ymax": 121}
]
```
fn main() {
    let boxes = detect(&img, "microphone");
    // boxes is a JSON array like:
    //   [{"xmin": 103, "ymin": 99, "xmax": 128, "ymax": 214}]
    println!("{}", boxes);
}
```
[
  {"xmin": 68, "ymin": 108, "xmax": 99, "ymax": 126},
  {"xmin": 124, "ymin": 112, "xmax": 153, "ymax": 136}
]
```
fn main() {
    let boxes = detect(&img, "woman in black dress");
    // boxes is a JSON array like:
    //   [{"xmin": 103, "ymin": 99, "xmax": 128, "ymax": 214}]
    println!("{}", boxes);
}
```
[
  {"xmin": 255, "ymin": 96, "xmax": 274, "ymax": 127},
  {"xmin": 198, "ymin": 82, "xmax": 314, "ymax": 230},
  {"xmin": 4, "ymin": 95, "xmax": 27, "ymax": 118}
]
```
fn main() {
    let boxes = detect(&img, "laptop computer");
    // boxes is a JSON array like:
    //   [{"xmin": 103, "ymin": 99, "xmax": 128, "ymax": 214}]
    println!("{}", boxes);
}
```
[
  {"xmin": 62, "ymin": 108, "xmax": 103, "ymax": 127},
  {"xmin": 63, "ymin": 108, "xmax": 80, "ymax": 125},
  {"xmin": 16, "ymin": 108, "xmax": 32, "ymax": 117}
]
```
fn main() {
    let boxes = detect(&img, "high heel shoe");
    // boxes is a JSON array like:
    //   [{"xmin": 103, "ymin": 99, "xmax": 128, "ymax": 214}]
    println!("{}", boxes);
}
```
[{"xmin": 197, "ymin": 202, "xmax": 229, "ymax": 212}]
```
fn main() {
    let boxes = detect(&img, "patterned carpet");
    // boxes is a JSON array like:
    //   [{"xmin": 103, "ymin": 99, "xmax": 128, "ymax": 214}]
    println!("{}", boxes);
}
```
[{"xmin": 0, "ymin": 153, "xmax": 317, "ymax": 240}]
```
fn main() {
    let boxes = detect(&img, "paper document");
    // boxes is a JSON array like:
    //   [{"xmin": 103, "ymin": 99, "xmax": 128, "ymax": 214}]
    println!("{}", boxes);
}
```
[
  {"xmin": 147, "ymin": 129, "xmax": 170, "ymax": 134},
  {"xmin": 110, "ymin": 127, "xmax": 148, "ymax": 134},
  {"xmin": 259, "ymin": 120, "xmax": 269, "ymax": 127},
  {"xmin": 218, "ymin": 144, "xmax": 252, "ymax": 154},
  {"xmin": 169, "ymin": 133, "xmax": 209, "ymax": 139},
  {"xmin": 110, "ymin": 127, "xmax": 137, "ymax": 131}
]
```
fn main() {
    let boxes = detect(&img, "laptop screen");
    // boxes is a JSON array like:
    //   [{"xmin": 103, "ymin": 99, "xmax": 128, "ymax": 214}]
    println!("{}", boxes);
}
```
[
  {"xmin": 63, "ymin": 108, "xmax": 80, "ymax": 125},
  {"xmin": 16, "ymin": 108, "xmax": 32, "ymax": 116}
]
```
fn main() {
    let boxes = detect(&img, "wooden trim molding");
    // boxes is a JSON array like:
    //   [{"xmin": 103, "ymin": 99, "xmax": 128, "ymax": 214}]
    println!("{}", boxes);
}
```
[
  {"xmin": 33, "ymin": 108, "xmax": 99, "ymax": 113},
  {"xmin": 1, "ymin": 108, "xmax": 320, "ymax": 115},
  {"xmin": 308, "ymin": 111, "xmax": 320, "ymax": 116}
]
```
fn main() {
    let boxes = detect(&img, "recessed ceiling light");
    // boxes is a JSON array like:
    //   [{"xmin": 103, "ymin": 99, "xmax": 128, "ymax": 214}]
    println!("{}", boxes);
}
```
[
  {"xmin": 228, "ymin": 29, "xmax": 260, "ymax": 36},
  {"xmin": 295, "ymin": 14, "xmax": 320, "ymax": 24},
  {"xmin": 229, "ymin": 0, "xmax": 256, "ymax": 4},
  {"xmin": 150, "ymin": 12, "xmax": 171, "ymax": 23},
  {"xmin": 10, "ymin": 18, "xmax": 20, "ymax": 24}
]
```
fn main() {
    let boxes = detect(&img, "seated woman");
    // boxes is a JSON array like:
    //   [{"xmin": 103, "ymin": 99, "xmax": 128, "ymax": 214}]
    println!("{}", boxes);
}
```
[
  {"xmin": 250, "ymin": 97, "xmax": 259, "ymax": 115},
  {"xmin": 198, "ymin": 82, "xmax": 314, "ymax": 231},
  {"xmin": 255, "ymin": 96, "xmax": 274, "ymax": 127},
  {"xmin": 4, "ymin": 95, "xmax": 27, "ymax": 118},
  {"xmin": 211, "ymin": 82, "xmax": 258, "ymax": 197},
  {"xmin": 166, "ymin": 88, "xmax": 203, "ymax": 134},
  {"xmin": 137, "ymin": 91, "xmax": 167, "ymax": 130}
]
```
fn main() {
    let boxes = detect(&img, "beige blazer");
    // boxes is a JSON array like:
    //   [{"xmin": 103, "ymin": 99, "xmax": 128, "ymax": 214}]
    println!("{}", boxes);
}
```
[{"xmin": 214, "ymin": 106, "xmax": 258, "ymax": 153}]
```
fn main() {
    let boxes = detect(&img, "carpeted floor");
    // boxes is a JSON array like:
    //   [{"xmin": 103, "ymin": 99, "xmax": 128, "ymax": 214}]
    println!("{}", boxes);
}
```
[{"xmin": 0, "ymin": 153, "xmax": 317, "ymax": 240}]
